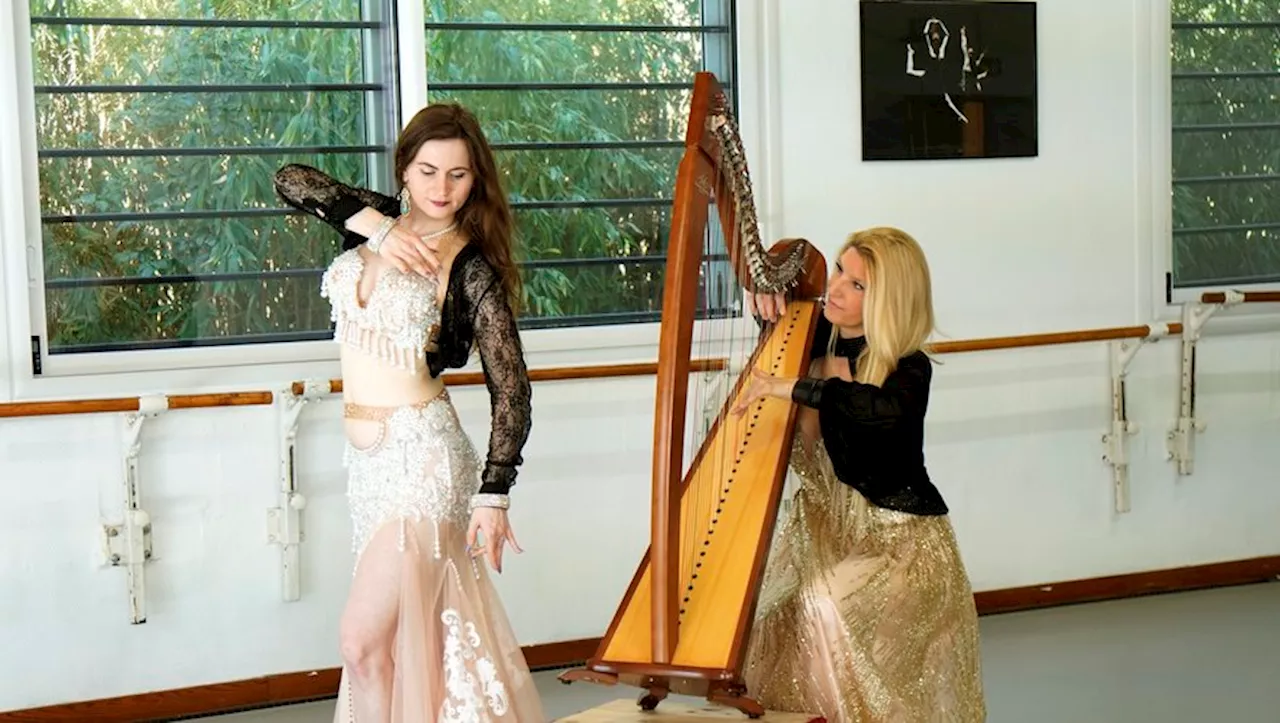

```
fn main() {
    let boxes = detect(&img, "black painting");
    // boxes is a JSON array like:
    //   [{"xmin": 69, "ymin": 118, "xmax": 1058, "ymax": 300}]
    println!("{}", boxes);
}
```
[{"xmin": 860, "ymin": 1, "xmax": 1038, "ymax": 161}]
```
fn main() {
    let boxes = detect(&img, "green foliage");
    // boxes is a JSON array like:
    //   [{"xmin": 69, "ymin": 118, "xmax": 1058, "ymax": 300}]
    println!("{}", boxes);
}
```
[
  {"xmin": 33, "ymin": 0, "xmax": 370, "ymax": 349},
  {"xmin": 425, "ymin": 0, "xmax": 706, "ymax": 322},
  {"xmin": 1170, "ymin": 0, "xmax": 1280, "ymax": 286},
  {"xmin": 30, "ymin": 0, "xmax": 727, "ymax": 351}
]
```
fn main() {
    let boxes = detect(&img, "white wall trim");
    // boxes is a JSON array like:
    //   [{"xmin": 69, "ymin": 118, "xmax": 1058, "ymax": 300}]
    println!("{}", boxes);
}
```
[
  {"xmin": 1133, "ymin": 0, "xmax": 1158, "ymax": 325},
  {"xmin": 735, "ymin": 0, "xmax": 786, "ymax": 246},
  {"xmin": 395, "ymin": 0, "xmax": 428, "ymax": 119},
  {"xmin": 0, "ymin": 0, "xmax": 42, "ymax": 403},
  {"xmin": 0, "ymin": 1, "xmax": 19, "ymax": 403}
]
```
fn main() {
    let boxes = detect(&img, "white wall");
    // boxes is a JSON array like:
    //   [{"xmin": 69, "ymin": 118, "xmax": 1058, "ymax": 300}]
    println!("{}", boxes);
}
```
[{"xmin": 3, "ymin": 0, "xmax": 1280, "ymax": 713}]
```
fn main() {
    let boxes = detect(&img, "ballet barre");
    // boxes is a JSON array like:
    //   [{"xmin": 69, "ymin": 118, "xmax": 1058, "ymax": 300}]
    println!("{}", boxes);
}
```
[
  {"xmin": 0, "ymin": 359, "xmax": 724, "ymax": 621},
  {"xmin": 0, "ymin": 289, "xmax": 1276, "ymax": 623}
]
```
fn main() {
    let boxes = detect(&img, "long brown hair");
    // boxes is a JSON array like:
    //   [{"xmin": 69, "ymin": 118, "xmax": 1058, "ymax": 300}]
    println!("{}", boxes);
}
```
[{"xmin": 394, "ymin": 103, "xmax": 521, "ymax": 312}]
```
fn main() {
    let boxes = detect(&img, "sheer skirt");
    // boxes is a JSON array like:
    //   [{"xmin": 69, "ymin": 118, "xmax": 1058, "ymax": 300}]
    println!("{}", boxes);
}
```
[
  {"xmin": 333, "ymin": 392, "xmax": 544, "ymax": 723},
  {"xmin": 742, "ymin": 437, "xmax": 985, "ymax": 723}
]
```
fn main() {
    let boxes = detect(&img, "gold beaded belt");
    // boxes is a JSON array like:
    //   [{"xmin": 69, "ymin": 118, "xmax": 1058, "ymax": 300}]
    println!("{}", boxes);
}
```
[{"xmin": 342, "ymin": 389, "xmax": 449, "ymax": 421}]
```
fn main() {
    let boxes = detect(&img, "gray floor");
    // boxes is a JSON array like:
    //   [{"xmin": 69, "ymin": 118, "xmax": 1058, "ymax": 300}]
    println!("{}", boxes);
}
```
[{"xmin": 201, "ymin": 582, "xmax": 1280, "ymax": 722}]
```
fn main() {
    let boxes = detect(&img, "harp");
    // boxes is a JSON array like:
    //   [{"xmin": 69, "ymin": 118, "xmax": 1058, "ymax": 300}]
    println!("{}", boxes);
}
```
[{"xmin": 559, "ymin": 73, "xmax": 827, "ymax": 717}]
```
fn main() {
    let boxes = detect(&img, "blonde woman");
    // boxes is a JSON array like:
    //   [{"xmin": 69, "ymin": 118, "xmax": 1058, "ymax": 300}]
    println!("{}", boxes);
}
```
[{"xmin": 733, "ymin": 227, "xmax": 985, "ymax": 722}]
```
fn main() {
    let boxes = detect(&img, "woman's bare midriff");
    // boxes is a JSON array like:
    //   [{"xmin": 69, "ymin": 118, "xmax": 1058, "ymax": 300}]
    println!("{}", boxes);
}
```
[
  {"xmin": 339, "ymin": 237, "xmax": 464, "ymax": 449},
  {"xmin": 340, "ymin": 349, "xmax": 446, "ymax": 449}
]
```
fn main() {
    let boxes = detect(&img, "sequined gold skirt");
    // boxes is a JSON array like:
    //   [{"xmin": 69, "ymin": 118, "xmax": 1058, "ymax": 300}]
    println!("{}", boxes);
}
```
[{"xmin": 742, "ymin": 437, "xmax": 986, "ymax": 723}]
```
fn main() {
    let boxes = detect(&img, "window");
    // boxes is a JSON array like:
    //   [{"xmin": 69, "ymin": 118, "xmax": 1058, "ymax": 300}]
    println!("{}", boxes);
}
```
[
  {"xmin": 424, "ymin": 0, "xmax": 738, "ymax": 329},
  {"xmin": 17, "ymin": 0, "xmax": 741, "ymax": 371},
  {"xmin": 26, "ymin": 0, "xmax": 397, "ymax": 358},
  {"xmin": 1170, "ymin": 1, "xmax": 1280, "ymax": 291}
]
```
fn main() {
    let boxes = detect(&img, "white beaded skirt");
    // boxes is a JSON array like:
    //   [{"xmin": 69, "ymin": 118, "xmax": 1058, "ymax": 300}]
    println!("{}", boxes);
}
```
[{"xmin": 333, "ymin": 392, "xmax": 544, "ymax": 723}]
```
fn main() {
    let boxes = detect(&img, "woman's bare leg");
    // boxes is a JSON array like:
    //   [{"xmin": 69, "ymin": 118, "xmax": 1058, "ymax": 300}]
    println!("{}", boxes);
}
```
[{"xmin": 339, "ymin": 522, "xmax": 403, "ymax": 722}]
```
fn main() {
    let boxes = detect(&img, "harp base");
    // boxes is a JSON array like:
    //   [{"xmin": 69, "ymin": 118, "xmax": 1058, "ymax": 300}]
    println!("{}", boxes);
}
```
[
  {"xmin": 558, "ymin": 660, "xmax": 765, "ymax": 719},
  {"xmin": 708, "ymin": 686, "xmax": 765, "ymax": 719},
  {"xmin": 558, "ymin": 667, "xmax": 620, "ymax": 687},
  {"xmin": 557, "ymin": 699, "xmax": 826, "ymax": 723}
]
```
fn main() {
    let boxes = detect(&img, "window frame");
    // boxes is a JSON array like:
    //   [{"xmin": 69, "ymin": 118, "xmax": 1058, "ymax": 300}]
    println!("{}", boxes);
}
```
[
  {"xmin": 0, "ymin": 0, "xmax": 777, "ymax": 401},
  {"xmin": 0, "ymin": 0, "xmax": 27, "ymax": 404},
  {"xmin": 1148, "ymin": 0, "xmax": 1280, "ymax": 318}
]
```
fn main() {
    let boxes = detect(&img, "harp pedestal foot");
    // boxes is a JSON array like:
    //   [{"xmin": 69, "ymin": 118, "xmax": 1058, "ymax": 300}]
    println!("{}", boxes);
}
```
[
  {"xmin": 709, "ymin": 685, "xmax": 766, "ymax": 719},
  {"xmin": 557, "ymin": 668, "xmax": 618, "ymax": 686},
  {"xmin": 638, "ymin": 683, "xmax": 669, "ymax": 711}
]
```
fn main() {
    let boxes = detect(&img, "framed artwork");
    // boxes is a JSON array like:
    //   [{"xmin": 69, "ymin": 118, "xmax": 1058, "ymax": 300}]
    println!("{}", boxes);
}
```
[{"xmin": 859, "ymin": 0, "xmax": 1038, "ymax": 161}]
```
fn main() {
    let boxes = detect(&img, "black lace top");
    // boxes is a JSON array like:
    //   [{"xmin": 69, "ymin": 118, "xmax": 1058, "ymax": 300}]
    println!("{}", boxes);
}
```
[
  {"xmin": 790, "ymin": 312, "xmax": 949, "ymax": 516},
  {"xmin": 273, "ymin": 164, "xmax": 532, "ymax": 496}
]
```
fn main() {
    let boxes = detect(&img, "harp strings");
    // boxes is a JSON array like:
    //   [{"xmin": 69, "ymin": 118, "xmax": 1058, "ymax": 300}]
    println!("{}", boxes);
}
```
[
  {"xmin": 681, "ymin": 176, "xmax": 716, "ymax": 612},
  {"xmin": 679, "ymin": 153, "xmax": 758, "ymax": 623}
]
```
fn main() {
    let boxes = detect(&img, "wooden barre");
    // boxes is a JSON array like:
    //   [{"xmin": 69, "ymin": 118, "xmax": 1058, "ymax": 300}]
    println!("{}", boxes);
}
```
[
  {"xmin": 0, "ymin": 392, "xmax": 276, "ymax": 419},
  {"xmin": 2, "ymin": 292, "xmax": 1275, "ymax": 421},
  {"xmin": 287, "ymin": 358, "xmax": 728, "ymax": 397},
  {"xmin": 1199, "ymin": 290, "xmax": 1280, "ymax": 304},
  {"xmin": 928, "ymin": 290, "xmax": 1277, "ymax": 354},
  {"xmin": 0, "ymin": 360, "xmax": 726, "ymax": 419},
  {"xmin": 930, "ymin": 322, "xmax": 1185, "ymax": 354}
]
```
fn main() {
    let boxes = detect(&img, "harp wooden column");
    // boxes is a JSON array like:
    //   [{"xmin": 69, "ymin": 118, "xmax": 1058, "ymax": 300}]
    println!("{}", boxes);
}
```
[{"xmin": 559, "ymin": 72, "xmax": 828, "ymax": 720}]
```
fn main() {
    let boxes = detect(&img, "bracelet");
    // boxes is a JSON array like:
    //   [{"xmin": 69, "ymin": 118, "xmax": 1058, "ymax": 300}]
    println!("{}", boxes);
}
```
[
  {"xmin": 469, "ymin": 493, "xmax": 510, "ymax": 511},
  {"xmin": 366, "ymin": 216, "xmax": 396, "ymax": 254}
]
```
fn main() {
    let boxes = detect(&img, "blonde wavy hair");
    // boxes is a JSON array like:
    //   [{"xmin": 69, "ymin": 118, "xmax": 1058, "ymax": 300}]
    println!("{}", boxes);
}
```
[{"xmin": 829, "ymin": 226, "xmax": 935, "ymax": 387}]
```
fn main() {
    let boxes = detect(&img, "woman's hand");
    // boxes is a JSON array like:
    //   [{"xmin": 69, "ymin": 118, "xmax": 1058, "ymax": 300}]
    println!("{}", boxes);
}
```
[
  {"xmin": 746, "ymin": 290, "xmax": 788, "ymax": 324},
  {"xmin": 467, "ymin": 507, "xmax": 523, "ymax": 574},
  {"xmin": 731, "ymin": 367, "xmax": 797, "ymax": 416},
  {"xmin": 345, "ymin": 207, "xmax": 439, "ymax": 277},
  {"xmin": 379, "ymin": 225, "xmax": 440, "ymax": 277}
]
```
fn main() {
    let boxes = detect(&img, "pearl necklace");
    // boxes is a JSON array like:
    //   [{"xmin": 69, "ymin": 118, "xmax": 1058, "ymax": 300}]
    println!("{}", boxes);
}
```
[{"xmin": 399, "ymin": 220, "xmax": 457, "ymax": 242}]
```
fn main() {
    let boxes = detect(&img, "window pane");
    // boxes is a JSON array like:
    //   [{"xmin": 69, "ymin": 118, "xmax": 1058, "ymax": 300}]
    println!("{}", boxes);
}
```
[
  {"xmin": 499, "ymin": 146, "xmax": 681, "ymax": 206},
  {"xmin": 28, "ymin": 0, "xmax": 392, "ymax": 354},
  {"xmin": 517, "ymin": 204, "xmax": 670, "ymax": 323},
  {"xmin": 441, "ymin": 88, "xmax": 695, "ymax": 145},
  {"xmin": 31, "ymin": 0, "xmax": 361, "ymax": 21},
  {"xmin": 427, "ymin": 0, "xmax": 708, "ymax": 25},
  {"xmin": 426, "ymin": 0, "xmax": 737, "ymax": 328},
  {"xmin": 430, "ymin": 28, "xmax": 709, "ymax": 84},
  {"xmin": 1170, "ymin": 1, "xmax": 1280, "ymax": 287},
  {"xmin": 40, "ymin": 155, "xmax": 370, "ymax": 352}
]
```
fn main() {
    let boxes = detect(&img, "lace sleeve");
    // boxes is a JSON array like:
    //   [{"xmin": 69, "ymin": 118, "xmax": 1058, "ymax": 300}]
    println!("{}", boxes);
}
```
[
  {"xmin": 273, "ymin": 164, "xmax": 399, "ymax": 249},
  {"xmin": 461, "ymin": 257, "xmax": 533, "ymax": 495}
]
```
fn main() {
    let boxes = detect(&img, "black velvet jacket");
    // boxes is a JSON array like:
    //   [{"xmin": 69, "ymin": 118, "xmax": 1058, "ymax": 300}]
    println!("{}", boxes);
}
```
[
  {"xmin": 789, "ymin": 312, "xmax": 949, "ymax": 516},
  {"xmin": 273, "ymin": 164, "xmax": 531, "ymax": 496}
]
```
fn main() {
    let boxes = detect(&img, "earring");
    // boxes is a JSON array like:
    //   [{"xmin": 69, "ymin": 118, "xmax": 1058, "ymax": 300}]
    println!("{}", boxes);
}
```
[{"xmin": 399, "ymin": 188, "xmax": 411, "ymax": 216}]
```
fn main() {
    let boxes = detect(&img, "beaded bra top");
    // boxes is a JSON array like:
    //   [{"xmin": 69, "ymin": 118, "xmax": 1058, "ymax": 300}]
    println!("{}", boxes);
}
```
[{"xmin": 320, "ymin": 248, "xmax": 441, "ymax": 373}]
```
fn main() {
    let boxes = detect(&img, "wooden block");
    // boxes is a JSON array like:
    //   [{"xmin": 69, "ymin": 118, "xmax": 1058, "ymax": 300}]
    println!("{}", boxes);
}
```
[{"xmin": 557, "ymin": 698, "xmax": 826, "ymax": 723}]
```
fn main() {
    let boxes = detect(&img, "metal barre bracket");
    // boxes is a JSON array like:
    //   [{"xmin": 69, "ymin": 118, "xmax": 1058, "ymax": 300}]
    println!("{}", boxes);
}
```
[
  {"xmin": 1102, "ymin": 324, "xmax": 1173, "ymax": 513},
  {"xmin": 1166, "ymin": 294, "xmax": 1243, "ymax": 475},
  {"xmin": 267, "ymin": 379, "xmax": 328, "ymax": 602},
  {"xmin": 103, "ymin": 393, "xmax": 168, "ymax": 624}
]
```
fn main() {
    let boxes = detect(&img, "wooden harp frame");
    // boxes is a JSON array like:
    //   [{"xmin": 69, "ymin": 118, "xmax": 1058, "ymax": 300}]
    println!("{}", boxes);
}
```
[{"xmin": 560, "ymin": 73, "xmax": 827, "ymax": 717}]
